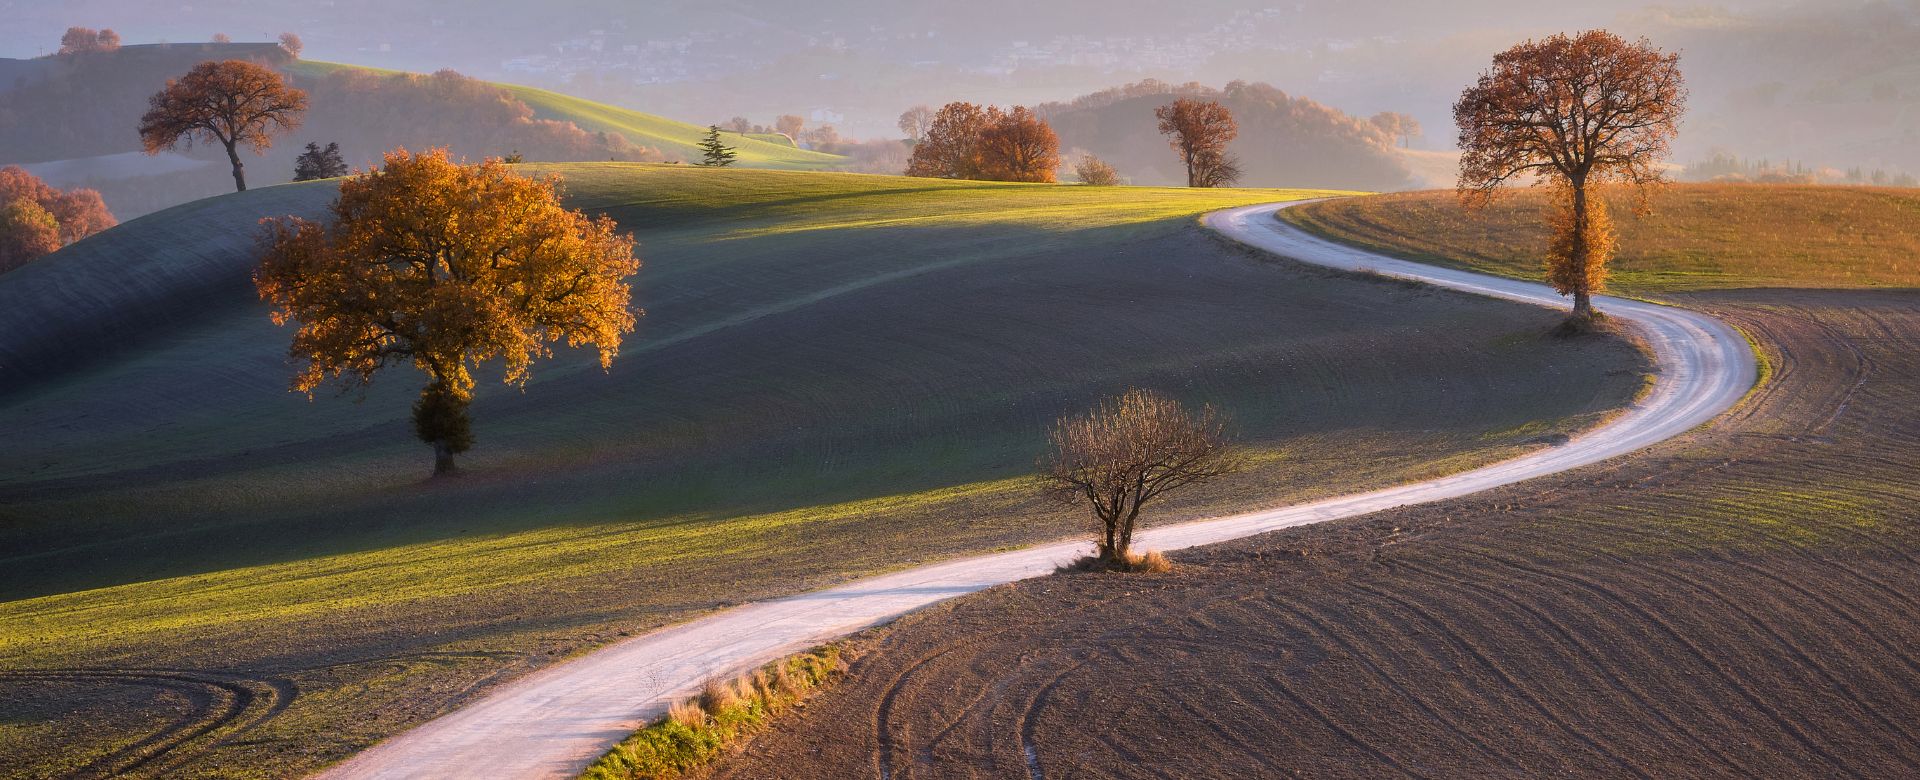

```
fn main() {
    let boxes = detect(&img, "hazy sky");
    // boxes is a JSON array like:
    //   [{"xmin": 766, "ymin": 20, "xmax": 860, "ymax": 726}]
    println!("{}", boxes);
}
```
[{"xmin": 6, "ymin": 1, "xmax": 1916, "ymax": 170}]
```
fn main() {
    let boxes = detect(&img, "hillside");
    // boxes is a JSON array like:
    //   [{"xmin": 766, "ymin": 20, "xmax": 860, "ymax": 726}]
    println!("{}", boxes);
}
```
[
  {"xmin": 0, "ymin": 44, "xmax": 844, "ymax": 218},
  {"xmin": 0, "ymin": 167, "xmax": 1649, "ymax": 777},
  {"xmin": 1280, "ymin": 184, "xmax": 1920, "ymax": 292},
  {"xmin": 713, "ymin": 186, "xmax": 1920, "ymax": 779},
  {"xmin": 1039, "ymin": 80, "xmax": 1416, "ymax": 191}
]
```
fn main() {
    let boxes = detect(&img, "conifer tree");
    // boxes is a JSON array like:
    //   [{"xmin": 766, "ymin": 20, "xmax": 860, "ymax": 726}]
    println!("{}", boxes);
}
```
[
  {"xmin": 697, "ymin": 125, "xmax": 737, "ymax": 167},
  {"xmin": 293, "ymin": 142, "xmax": 348, "ymax": 181}
]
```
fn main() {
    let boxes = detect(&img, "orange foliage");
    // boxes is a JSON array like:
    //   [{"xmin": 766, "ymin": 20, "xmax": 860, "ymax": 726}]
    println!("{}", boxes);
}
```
[
  {"xmin": 254, "ymin": 149, "xmax": 639, "ymax": 473},
  {"xmin": 1455, "ymin": 30, "xmax": 1686, "ymax": 317},
  {"xmin": 58, "ymin": 27, "xmax": 121, "ymax": 55},
  {"xmin": 0, "ymin": 166, "xmax": 117, "ymax": 273},
  {"xmin": 139, "ymin": 60, "xmax": 309, "ymax": 192},
  {"xmin": 1155, "ymin": 98, "xmax": 1239, "ymax": 187},
  {"xmin": 977, "ymin": 106, "xmax": 1060, "ymax": 183},
  {"xmin": 906, "ymin": 102, "xmax": 1059, "ymax": 182}
]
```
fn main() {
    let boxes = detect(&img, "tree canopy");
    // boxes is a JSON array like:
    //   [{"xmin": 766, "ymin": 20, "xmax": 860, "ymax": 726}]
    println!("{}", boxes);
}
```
[
  {"xmin": 1155, "ymin": 98, "xmax": 1240, "ymax": 187},
  {"xmin": 139, "ymin": 59, "xmax": 309, "ymax": 192},
  {"xmin": 906, "ymin": 102, "xmax": 1059, "ymax": 182},
  {"xmin": 1455, "ymin": 30, "xmax": 1686, "ymax": 318},
  {"xmin": 0, "ymin": 166, "xmax": 116, "ymax": 274},
  {"xmin": 255, "ymin": 148, "xmax": 640, "ymax": 474},
  {"xmin": 293, "ymin": 142, "xmax": 349, "ymax": 181}
]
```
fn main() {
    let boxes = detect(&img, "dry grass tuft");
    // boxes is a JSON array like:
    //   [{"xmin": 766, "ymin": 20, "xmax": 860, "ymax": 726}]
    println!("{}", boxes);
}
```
[{"xmin": 1061, "ymin": 549, "xmax": 1175, "ymax": 574}]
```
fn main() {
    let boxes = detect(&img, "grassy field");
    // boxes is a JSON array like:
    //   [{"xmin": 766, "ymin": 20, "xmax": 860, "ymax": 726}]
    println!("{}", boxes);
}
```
[
  {"xmin": 1281, "ymin": 184, "xmax": 1920, "ymax": 292},
  {"xmin": 283, "ymin": 61, "xmax": 845, "ymax": 170},
  {"xmin": 716, "ymin": 187, "xmax": 1920, "ymax": 778},
  {"xmin": 0, "ymin": 169, "xmax": 1650, "ymax": 778}
]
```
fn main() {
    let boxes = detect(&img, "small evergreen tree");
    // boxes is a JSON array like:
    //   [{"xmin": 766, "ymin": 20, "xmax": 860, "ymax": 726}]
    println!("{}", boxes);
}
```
[
  {"xmin": 698, "ymin": 126, "xmax": 737, "ymax": 167},
  {"xmin": 292, "ymin": 142, "xmax": 348, "ymax": 181}
]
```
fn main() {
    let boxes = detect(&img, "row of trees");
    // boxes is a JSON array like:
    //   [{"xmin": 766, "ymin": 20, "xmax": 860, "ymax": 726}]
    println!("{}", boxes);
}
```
[
  {"xmin": 903, "ymin": 103, "xmax": 1061, "ymax": 182},
  {"xmin": 898, "ymin": 97, "xmax": 1243, "ymax": 187},
  {"xmin": 0, "ymin": 167, "xmax": 116, "ymax": 274}
]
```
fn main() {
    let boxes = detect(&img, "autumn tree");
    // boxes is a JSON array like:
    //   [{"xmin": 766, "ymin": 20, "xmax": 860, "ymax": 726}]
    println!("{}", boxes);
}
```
[
  {"xmin": 1369, "ymin": 111, "xmax": 1422, "ymax": 148},
  {"xmin": 211, "ymin": 33, "xmax": 232, "ymax": 44},
  {"xmin": 698, "ymin": 126, "xmax": 738, "ymax": 166},
  {"xmin": 1155, "ymin": 98, "xmax": 1240, "ymax": 187},
  {"xmin": 140, "ymin": 60, "xmax": 309, "ymax": 192},
  {"xmin": 774, "ymin": 114, "xmax": 805, "ymax": 140},
  {"xmin": 255, "ymin": 149, "xmax": 639, "ymax": 475},
  {"xmin": 0, "ymin": 166, "xmax": 116, "ymax": 273},
  {"xmin": 803, "ymin": 125, "xmax": 842, "ymax": 151},
  {"xmin": 726, "ymin": 116, "xmax": 754, "ymax": 133},
  {"xmin": 293, "ymin": 142, "xmax": 349, "ymax": 181},
  {"xmin": 897, "ymin": 104, "xmax": 933, "ymax": 143},
  {"xmin": 1455, "ymin": 30, "xmax": 1685, "ymax": 320},
  {"xmin": 58, "ymin": 27, "xmax": 121, "ymax": 55},
  {"xmin": 279, "ymin": 32, "xmax": 304, "ymax": 58},
  {"xmin": 977, "ymin": 106, "xmax": 1060, "ymax": 183},
  {"xmin": 905, "ymin": 102, "xmax": 989, "ymax": 179},
  {"xmin": 1043, "ymin": 389, "xmax": 1242, "ymax": 570},
  {"xmin": 1074, "ymin": 154, "xmax": 1121, "ymax": 185}
]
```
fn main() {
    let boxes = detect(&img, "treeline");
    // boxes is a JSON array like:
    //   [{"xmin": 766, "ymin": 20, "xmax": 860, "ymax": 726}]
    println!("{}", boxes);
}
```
[
  {"xmin": 1683, "ymin": 151, "xmax": 1919, "ymax": 187},
  {"xmin": 287, "ymin": 67, "xmax": 665, "ymax": 170},
  {"xmin": 1036, "ymin": 79, "xmax": 1414, "ymax": 191}
]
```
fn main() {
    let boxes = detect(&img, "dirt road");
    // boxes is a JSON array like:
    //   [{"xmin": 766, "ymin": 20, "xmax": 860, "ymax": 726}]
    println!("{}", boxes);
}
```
[{"xmin": 314, "ymin": 201, "xmax": 1755, "ymax": 779}]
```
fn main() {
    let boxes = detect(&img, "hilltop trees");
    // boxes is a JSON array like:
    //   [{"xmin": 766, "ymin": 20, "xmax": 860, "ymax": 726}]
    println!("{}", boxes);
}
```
[
  {"xmin": 1456, "ymin": 30, "xmax": 1686, "ymax": 321},
  {"xmin": 1043, "ymin": 389, "xmax": 1242, "ymax": 571},
  {"xmin": 699, "ymin": 125, "xmax": 738, "ymax": 166},
  {"xmin": 0, "ymin": 166, "xmax": 116, "ymax": 274},
  {"xmin": 139, "ymin": 60, "xmax": 309, "ymax": 192},
  {"xmin": 1155, "ymin": 98, "xmax": 1240, "ymax": 187},
  {"xmin": 255, "ymin": 149, "xmax": 639, "ymax": 476},
  {"xmin": 977, "ymin": 106, "xmax": 1060, "ymax": 183},
  {"xmin": 278, "ymin": 32, "xmax": 304, "ymax": 58},
  {"xmin": 775, "ymin": 114, "xmax": 805, "ymax": 140},
  {"xmin": 1369, "ymin": 111, "xmax": 1422, "ymax": 148},
  {"xmin": 58, "ymin": 27, "xmax": 121, "ymax": 55},
  {"xmin": 293, "ymin": 142, "xmax": 348, "ymax": 181},
  {"xmin": 897, "ymin": 105, "xmax": 933, "ymax": 143},
  {"xmin": 906, "ymin": 102, "xmax": 1060, "ymax": 182}
]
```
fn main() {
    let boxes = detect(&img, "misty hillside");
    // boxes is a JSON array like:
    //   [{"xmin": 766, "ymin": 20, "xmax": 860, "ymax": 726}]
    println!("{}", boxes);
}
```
[
  {"xmin": 1041, "ymin": 80, "xmax": 1413, "ymax": 191},
  {"xmin": 0, "ymin": 43, "xmax": 840, "ymax": 217}
]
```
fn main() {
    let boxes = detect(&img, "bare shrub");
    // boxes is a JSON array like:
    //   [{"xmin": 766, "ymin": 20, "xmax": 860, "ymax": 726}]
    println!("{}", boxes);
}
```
[
  {"xmin": 1042, "ymin": 389, "xmax": 1243, "ymax": 568},
  {"xmin": 1074, "ymin": 154, "xmax": 1121, "ymax": 185}
]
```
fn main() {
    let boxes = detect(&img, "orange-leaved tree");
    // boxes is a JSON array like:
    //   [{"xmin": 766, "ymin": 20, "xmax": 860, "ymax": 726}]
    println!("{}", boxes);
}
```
[
  {"xmin": 1155, "ymin": 98, "xmax": 1239, "ymax": 187},
  {"xmin": 1455, "ymin": 30, "xmax": 1685, "ymax": 320},
  {"xmin": 140, "ymin": 60, "xmax": 309, "ymax": 193},
  {"xmin": 255, "ymin": 149, "xmax": 640, "ymax": 476},
  {"xmin": 904, "ymin": 102, "xmax": 989, "ymax": 179},
  {"xmin": 0, "ymin": 166, "xmax": 116, "ymax": 273},
  {"xmin": 906, "ymin": 102, "xmax": 1060, "ymax": 182},
  {"xmin": 977, "ymin": 105, "xmax": 1060, "ymax": 183}
]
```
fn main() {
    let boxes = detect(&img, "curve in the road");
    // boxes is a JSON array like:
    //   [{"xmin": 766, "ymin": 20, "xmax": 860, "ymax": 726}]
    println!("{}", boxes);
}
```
[{"xmin": 314, "ymin": 200, "xmax": 1758, "ymax": 780}]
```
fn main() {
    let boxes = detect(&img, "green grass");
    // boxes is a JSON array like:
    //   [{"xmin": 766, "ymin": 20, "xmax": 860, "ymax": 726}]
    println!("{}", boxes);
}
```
[
  {"xmin": 284, "ymin": 61, "xmax": 846, "ymax": 169},
  {"xmin": 0, "ymin": 168, "xmax": 1651, "ymax": 778}
]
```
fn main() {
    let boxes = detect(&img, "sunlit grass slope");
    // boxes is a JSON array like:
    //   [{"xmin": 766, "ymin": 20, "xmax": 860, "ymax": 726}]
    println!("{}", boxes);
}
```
[
  {"xmin": 1281, "ymin": 184, "xmax": 1920, "ymax": 292},
  {"xmin": 0, "ymin": 168, "xmax": 1649, "ymax": 778},
  {"xmin": 284, "ymin": 60, "xmax": 845, "ymax": 168}
]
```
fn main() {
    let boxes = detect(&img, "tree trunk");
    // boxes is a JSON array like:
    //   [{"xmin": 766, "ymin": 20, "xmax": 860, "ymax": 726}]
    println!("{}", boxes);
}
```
[
  {"xmin": 225, "ymin": 141, "xmax": 247, "ymax": 192},
  {"xmin": 433, "ymin": 440, "xmax": 457, "ymax": 476},
  {"xmin": 1568, "ymin": 180, "xmax": 1593, "ymax": 319}
]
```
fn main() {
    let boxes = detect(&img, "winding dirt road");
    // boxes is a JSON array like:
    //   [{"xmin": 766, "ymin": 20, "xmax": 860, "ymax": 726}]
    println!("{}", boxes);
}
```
[{"xmin": 314, "ymin": 201, "xmax": 1757, "ymax": 780}]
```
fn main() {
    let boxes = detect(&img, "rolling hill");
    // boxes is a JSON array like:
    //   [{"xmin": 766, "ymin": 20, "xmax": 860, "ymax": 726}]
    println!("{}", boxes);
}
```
[
  {"xmin": 0, "ymin": 166, "xmax": 1651, "ymax": 777},
  {"xmin": 710, "ymin": 183, "xmax": 1920, "ymax": 779},
  {"xmin": 0, "ymin": 44, "xmax": 844, "ymax": 219}
]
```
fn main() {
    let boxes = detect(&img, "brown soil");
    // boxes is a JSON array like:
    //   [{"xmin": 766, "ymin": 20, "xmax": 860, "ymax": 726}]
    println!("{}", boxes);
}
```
[{"xmin": 710, "ymin": 289, "xmax": 1920, "ymax": 779}]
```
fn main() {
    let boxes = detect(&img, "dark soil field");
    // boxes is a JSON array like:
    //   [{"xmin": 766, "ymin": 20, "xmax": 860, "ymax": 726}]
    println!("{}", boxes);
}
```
[
  {"xmin": 710, "ymin": 285, "xmax": 1920, "ymax": 777},
  {"xmin": 0, "ymin": 170, "xmax": 1649, "ymax": 778}
]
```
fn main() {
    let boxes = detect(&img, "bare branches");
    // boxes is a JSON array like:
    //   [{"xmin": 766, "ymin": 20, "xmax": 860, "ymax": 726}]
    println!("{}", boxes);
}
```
[{"xmin": 1041, "ymin": 389, "xmax": 1244, "ymax": 564}]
